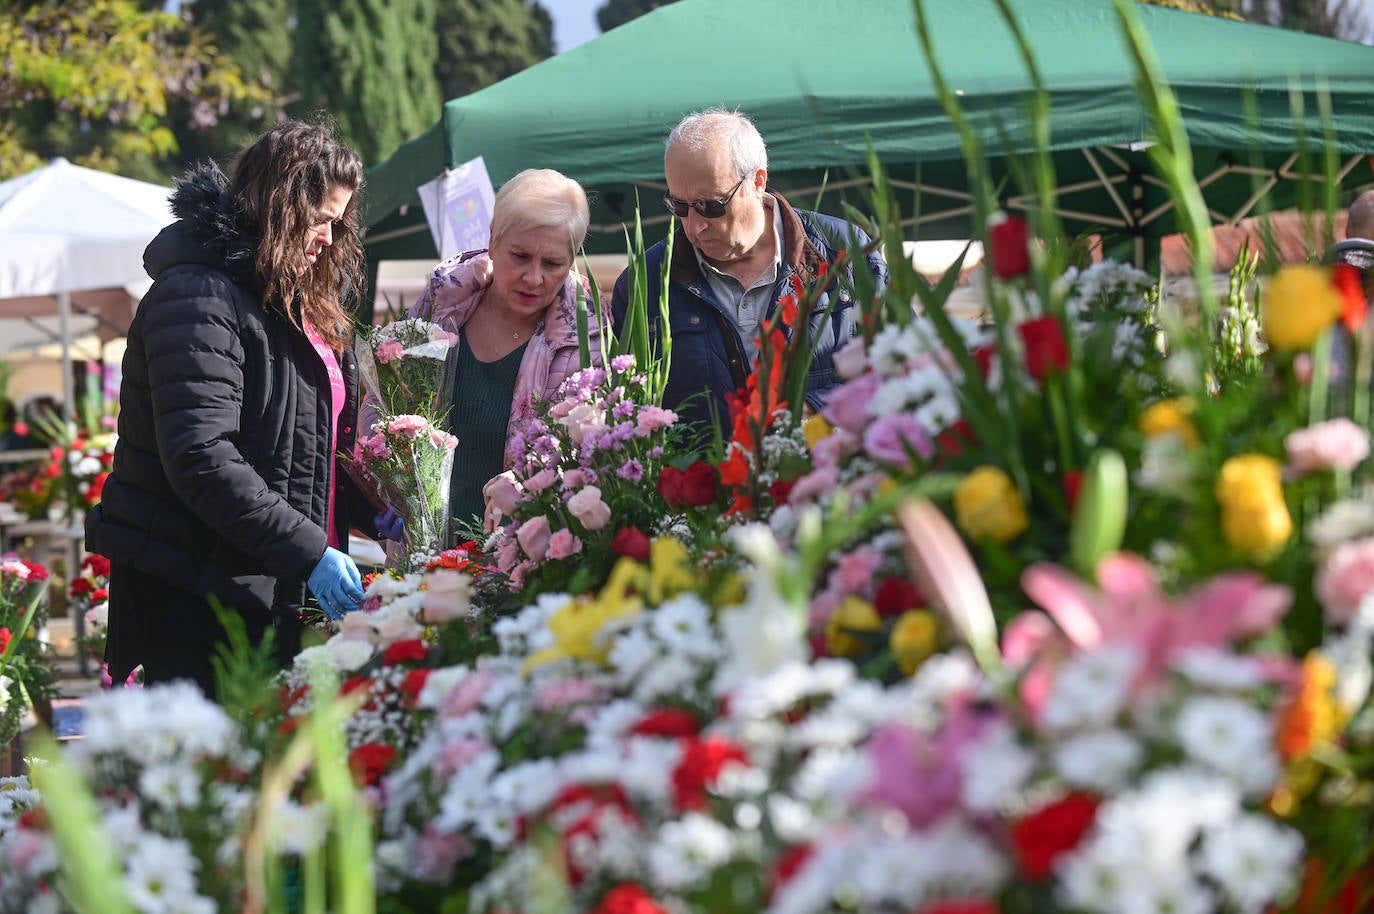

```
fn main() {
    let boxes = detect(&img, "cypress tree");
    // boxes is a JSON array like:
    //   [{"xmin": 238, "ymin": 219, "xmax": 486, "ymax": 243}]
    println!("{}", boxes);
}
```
[
  {"xmin": 293, "ymin": 0, "xmax": 442, "ymax": 166},
  {"xmin": 433, "ymin": 0, "xmax": 554, "ymax": 101}
]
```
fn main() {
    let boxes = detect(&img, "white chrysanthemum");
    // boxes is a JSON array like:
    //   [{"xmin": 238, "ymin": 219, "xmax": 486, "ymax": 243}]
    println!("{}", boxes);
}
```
[
  {"xmin": 414, "ymin": 664, "xmax": 471, "ymax": 709},
  {"xmin": 433, "ymin": 750, "xmax": 501, "ymax": 833},
  {"xmin": 633, "ymin": 652, "xmax": 700, "ymax": 703},
  {"xmin": 608, "ymin": 626, "xmax": 660, "ymax": 687},
  {"xmin": 1052, "ymin": 729, "xmax": 1143, "ymax": 793},
  {"xmin": 1199, "ymin": 814, "xmax": 1303, "ymax": 914},
  {"xmin": 123, "ymin": 833, "xmax": 212, "ymax": 914},
  {"xmin": 1173, "ymin": 695, "xmax": 1280, "ymax": 795},
  {"xmin": 491, "ymin": 758, "xmax": 561, "ymax": 817},
  {"xmin": 582, "ymin": 699, "xmax": 648, "ymax": 749},
  {"xmin": 138, "ymin": 762, "xmax": 201, "ymax": 812},
  {"xmin": 649, "ymin": 593, "xmax": 718, "ymax": 658},
  {"xmin": 77, "ymin": 681, "xmax": 236, "ymax": 763},
  {"xmin": 266, "ymin": 798, "xmax": 329, "ymax": 855},
  {"xmin": 617, "ymin": 737, "xmax": 682, "ymax": 805},
  {"xmin": 791, "ymin": 746, "xmax": 864, "ymax": 802},
  {"xmin": 960, "ymin": 720, "xmax": 1036, "ymax": 813},
  {"xmin": 646, "ymin": 812, "xmax": 737, "ymax": 889},
  {"xmin": 1042, "ymin": 645, "xmax": 1139, "ymax": 732}
]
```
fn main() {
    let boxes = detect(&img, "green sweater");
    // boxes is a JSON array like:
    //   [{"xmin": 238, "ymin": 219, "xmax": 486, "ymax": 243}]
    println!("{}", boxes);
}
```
[{"xmin": 448, "ymin": 329, "xmax": 527, "ymax": 532}]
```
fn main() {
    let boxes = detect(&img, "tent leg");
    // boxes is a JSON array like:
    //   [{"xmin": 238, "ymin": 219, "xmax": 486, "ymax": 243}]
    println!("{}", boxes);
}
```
[{"xmin": 57, "ymin": 291, "xmax": 89, "ymax": 677}]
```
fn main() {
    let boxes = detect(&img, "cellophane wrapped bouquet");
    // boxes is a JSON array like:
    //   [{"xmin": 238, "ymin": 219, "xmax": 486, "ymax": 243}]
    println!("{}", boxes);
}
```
[
  {"xmin": 350, "ymin": 318, "xmax": 461, "ymax": 564},
  {"xmin": 0, "ymin": 557, "xmax": 57, "ymax": 745}
]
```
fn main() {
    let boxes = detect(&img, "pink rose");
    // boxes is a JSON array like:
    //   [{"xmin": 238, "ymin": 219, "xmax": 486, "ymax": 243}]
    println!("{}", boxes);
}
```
[
  {"xmin": 562, "ymin": 468, "xmax": 589, "ymax": 490},
  {"xmin": 547, "ymin": 528, "xmax": 583, "ymax": 560},
  {"xmin": 515, "ymin": 515, "xmax": 551, "ymax": 562},
  {"xmin": 559, "ymin": 402, "xmax": 606, "ymax": 445},
  {"xmin": 1315, "ymin": 536, "xmax": 1374, "ymax": 626},
  {"xmin": 524, "ymin": 467, "xmax": 558, "ymax": 495},
  {"xmin": 862, "ymin": 413, "xmax": 933, "ymax": 469},
  {"xmin": 376, "ymin": 339, "xmax": 405, "ymax": 364},
  {"xmin": 421, "ymin": 570, "xmax": 471, "ymax": 623},
  {"xmin": 484, "ymin": 472, "xmax": 524, "ymax": 516},
  {"xmin": 1286, "ymin": 418, "xmax": 1370, "ymax": 477},
  {"xmin": 635, "ymin": 406, "xmax": 678, "ymax": 435},
  {"xmin": 567, "ymin": 485, "xmax": 612, "ymax": 531},
  {"xmin": 495, "ymin": 532, "xmax": 521, "ymax": 572},
  {"xmin": 832, "ymin": 335, "xmax": 869, "ymax": 380},
  {"xmin": 821, "ymin": 371, "xmax": 880, "ymax": 433}
]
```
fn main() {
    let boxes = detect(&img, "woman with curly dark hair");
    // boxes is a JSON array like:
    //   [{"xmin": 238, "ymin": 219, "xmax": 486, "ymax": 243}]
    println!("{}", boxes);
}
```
[{"xmin": 88, "ymin": 119, "xmax": 375, "ymax": 696}]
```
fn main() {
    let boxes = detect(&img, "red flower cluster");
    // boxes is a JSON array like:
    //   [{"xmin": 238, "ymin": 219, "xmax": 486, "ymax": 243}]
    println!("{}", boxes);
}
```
[
  {"xmin": 591, "ymin": 883, "xmax": 666, "ymax": 914},
  {"xmin": 630, "ymin": 707, "xmax": 701, "ymax": 738},
  {"xmin": 548, "ymin": 783, "xmax": 641, "ymax": 885},
  {"xmin": 349, "ymin": 742, "xmax": 396, "ymax": 786},
  {"xmin": 873, "ymin": 576, "xmax": 924, "ymax": 618}
]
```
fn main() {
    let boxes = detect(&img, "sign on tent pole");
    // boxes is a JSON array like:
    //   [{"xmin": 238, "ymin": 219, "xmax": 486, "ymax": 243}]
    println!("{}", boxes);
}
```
[{"xmin": 417, "ymin": 157, "xmax": 495, "ymax": 261}]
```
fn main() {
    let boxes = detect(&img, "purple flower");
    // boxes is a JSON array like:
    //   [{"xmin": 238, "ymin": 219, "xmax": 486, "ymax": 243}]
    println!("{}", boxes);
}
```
[
  {"xmin": 612, "ymin": 400, "xmax": 636, "ymax": 419},
  {"xmin": 611, "ymin": 354, "xmax": 636, "ymax": 372},
  {"xmin": 617, "ymin": 460, "xmax": 645, "ymax": 482}
]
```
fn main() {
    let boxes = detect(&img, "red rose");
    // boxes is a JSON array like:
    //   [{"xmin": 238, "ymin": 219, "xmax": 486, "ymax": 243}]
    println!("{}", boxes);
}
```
[
  {"xmin": 988, "ymin": 213, "xmax": 1031, "ymax": 279},
  {"xmin": 382, "ymin": 639, "xmax": 429, "ymax": 665},
  {"xmin": 1018, "ymin": 315, "xmax": 1069, "ymax": 381},
  {"xmin": 348, "ymin": 743, "xmax": 396, "ymax": 786},
  {"xmin": 592, "ymin": 883, "xmax": 666, "ymax": 914},
  {"xmin": 610, "ymin": 526, "xmax": 651, "ymax": 562},
  {"xmin": 1010, "ymin": 793, "xmax": 1101, "ymax": 880},
  {"xmin": 631, "ymin": 708, "xmax": 701, "ymax": 738},
  {"xmin": 873, "ymin": 577, "xmax": 923, "ymax": 618},
  {"xmin": 768, "ymin": 478, "xmax": 796, "ymax": 506},
  {"xmin": 657, "ymin": 460, "xmax": 718, "ymax": 508},
  {"xmin": 1333, "ymin": 262, "xmax": 1368, "ymax": 332},
  {"xmin": 671, "ymin": 735, "xmax": 749, "ymax": 811}
]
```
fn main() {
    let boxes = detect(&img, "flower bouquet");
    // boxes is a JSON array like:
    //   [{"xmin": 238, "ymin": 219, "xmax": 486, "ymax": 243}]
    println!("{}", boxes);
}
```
[
  {"xmin": 484, "ymin": 354, "xmax": 686, "ymax": 596},
  {"xmin": 0, "ymin": 556, "xmax": 57, "ymax": 746},
  {"xmin": 351, "ymin": 415, "xmax": 459, "ymax": 564},
  {"xmin": 356, "ymin": 318, "xmax": 460, "ymax": 420}
]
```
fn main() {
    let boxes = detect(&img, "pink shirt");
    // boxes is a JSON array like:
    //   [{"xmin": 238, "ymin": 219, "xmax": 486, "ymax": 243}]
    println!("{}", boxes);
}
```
[{"xmin": 303, "ymin": 319, "xmax": 346, "ymax": 548}]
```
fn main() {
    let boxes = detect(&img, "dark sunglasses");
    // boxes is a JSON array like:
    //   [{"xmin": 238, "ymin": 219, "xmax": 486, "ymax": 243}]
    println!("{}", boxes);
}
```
[{"xmin": 663, "ymin": 175, "xmax": 748, "ymax": 219}]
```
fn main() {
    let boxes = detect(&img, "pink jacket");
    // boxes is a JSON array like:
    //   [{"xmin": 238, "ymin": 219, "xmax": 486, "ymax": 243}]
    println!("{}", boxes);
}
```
[{"xmin": 410, "ymin": 250, "xmax": 602, "ymax": 466}]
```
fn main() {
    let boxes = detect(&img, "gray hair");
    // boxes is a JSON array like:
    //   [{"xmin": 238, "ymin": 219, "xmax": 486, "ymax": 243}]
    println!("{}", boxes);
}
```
[
  {"xmin": 665, "ymin": 108, "xmax": 768, "ymax": 178},
  {"xmin": 1348, "ymin": 189, "xmax": 1374, "ymax": 240},
  {"xmin": 490, "ymin": 168, "xmax": 590, "ymax": 252}
]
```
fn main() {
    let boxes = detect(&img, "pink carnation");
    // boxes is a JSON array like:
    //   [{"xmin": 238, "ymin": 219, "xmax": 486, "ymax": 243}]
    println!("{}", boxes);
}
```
[
  {"xmin": 1286, "ymin": 418, "xmax": 1370, "ymax": 477},
  {"xmin": 547, "ymin": 528, "xmax": 584, "ymax": 560},
  {"xmin": 386, "ymin": 415, "xmax": 430, "ymax": 439},
  {"xmin": 832, "ymin": 335, "xmax": 869, "ymax": 380},
  {"xmin": 821, "ymin": 372, "xmax": 880, "ymax": 433},
  {"xmin": 562, "ymin": 468, "xmax": 589, "ymax": 490},
  {"xmin": 524, "ymin": 467, "xmax": 558, "ymax": 495},
  {"xmin": 567, "ymin": 486, "xmax": 612, "ymax": 531},
  {"xmin": 1315, "ymin": 536, "xmax": 1374, "ymax": 626},
  {"xmin": 635, "ymin": 406, "xmax": 678, "ymax": 435},
  {"xmin": 862, "ymin": 413, "xmax": 933, "ymax": 469},
  {"xmin": 357, "ymin": 434, "xmax": 391, "ymax": 460},
  {"xmin": 376, "ymin": 339, "xmax": 405, "ymax": 364}
]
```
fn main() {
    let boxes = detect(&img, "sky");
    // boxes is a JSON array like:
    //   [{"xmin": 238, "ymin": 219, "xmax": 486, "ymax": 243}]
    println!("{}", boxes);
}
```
[{"xmin": 549, "ymin": 0, "xmax": 604, "ymax": 53}]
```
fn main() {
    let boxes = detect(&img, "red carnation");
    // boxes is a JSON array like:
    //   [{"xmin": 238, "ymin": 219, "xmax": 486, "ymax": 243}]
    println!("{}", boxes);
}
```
[
  {"xmin": 400, "ymin": 668, "xmax": 432, "ymax": 707},
  {"xmin": 873, "ymin": 577, "xmax": 924, "ymax": 618},
  {"xmin": 382, "ymin": 638, "xmax": 429, "ymax": 665},
  {"xmin": 768, "ymin": 478, "xmax": 796, "ymax": 506},
  {"xmin": 0, "ymin": 628, "xmax": 11, "ymax": 655},
  {"xmin": 84, "ymin": 554, "xmax": 110, "ymax": 577},
  {"xmin": 610, "ymin": 526, "xmax": 651, "ymax": 562},
  {"xmin": 631, "ymin": 708, "xmax": 701, "ymax": 738},
  {"xmin": 592, "ymin": 883, "xmax": 667, "ymax": 914},
  {"xmin": 340, "ymin": 675, "xmax": 372, "ymax": 697},
  {"xmin": 989, "ymin": 213, "xmax": 1031, "ymax": 279},
  {"xmin": 69, "ymin": 578, "xmax": 93, "ymax": 597},
  {"xmin": 671, "ymin": 735, "xmax": 749, "ymax": 811},
  {"xmin": 90, "ymin": 588, "xmax": 108, "ymax": 603},
  {"xmin": 1018, "ymin": 315, "xmax": 1069, "ymax": 381},
  {"xmin": 550, "ymin": 784, "xmax": 640, "ymax": 886},
  {"xmin": 22, "ymin": 561, "xmax": 47, "ymax": 582},
  {"xmin": 1010, "ymin": 793, "xmax": 1101, "ymax": 880},
  {"xmin": 348, "ymin": 743, "xmax": 396, "ymax": 786}
]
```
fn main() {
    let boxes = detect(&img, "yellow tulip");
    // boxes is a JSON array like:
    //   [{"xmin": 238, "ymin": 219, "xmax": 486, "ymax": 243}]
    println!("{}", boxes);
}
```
[
  {"xmin": 1137, "ymin": 399, "xmax": 1199, "ymax": 449},
  {"xmin": 1262, "ymin": 265, "xmax": 1343, "ymax": 351},
  {"xmin": 825, "ymin": 596, "xmax": 882, "ymax": 657},
  {"xmin": 953, "ymin": 466, "xmax": 1029, "ymax": 542},
  {"xmin": 889, "ymin": 609, "xmax": 940, "ymax": 675}
]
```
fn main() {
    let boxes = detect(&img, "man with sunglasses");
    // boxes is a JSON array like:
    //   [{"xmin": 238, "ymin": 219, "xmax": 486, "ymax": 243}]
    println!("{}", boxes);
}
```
[{"xmin": 610, "ymin": 108, "xmax": 887, "ymax": 431}]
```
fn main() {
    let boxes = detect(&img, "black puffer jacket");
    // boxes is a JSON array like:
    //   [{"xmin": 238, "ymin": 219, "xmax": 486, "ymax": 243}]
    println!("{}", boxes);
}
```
[{"xmin": 86, "ymin": 163, "xmax": 360, "ymax": 616}]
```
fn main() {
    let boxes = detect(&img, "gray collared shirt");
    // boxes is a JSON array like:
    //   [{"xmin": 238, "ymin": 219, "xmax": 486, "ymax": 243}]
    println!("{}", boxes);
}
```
[{"xmin": 693, "ymin": 198, "xmax": 784, "ymax": 366}]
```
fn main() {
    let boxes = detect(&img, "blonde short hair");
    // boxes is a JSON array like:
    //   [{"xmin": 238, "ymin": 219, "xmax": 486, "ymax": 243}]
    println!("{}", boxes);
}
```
[{"xmin": 490, "ymin": 168, "xmax": 590, "ymax": 253}]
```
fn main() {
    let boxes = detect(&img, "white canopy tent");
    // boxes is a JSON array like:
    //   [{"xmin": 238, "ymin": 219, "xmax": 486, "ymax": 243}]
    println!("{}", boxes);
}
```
[{"xmin": 0, "ymin": 157, "xmax": 173, "ymax": 417}]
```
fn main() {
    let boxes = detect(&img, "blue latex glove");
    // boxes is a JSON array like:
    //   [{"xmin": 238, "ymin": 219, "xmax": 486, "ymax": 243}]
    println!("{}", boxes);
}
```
[
  {"xmin": 374, "ymin": 506, "xmax": 405, "ymax": 542},
  {"xmin": 308, "ymin": 546, "xmax": 364, "ymax": 620}
]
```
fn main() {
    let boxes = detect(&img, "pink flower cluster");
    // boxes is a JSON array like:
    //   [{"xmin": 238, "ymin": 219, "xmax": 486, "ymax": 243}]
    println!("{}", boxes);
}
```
[{"xmin": 1285, "ymin": 418, "xmax": 1370, "ymax": 477}]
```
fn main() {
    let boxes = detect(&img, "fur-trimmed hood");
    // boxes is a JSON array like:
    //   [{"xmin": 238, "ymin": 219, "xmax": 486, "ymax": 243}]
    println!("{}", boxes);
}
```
[{"xmin": 142, "ymin": 162, "xmax": 261, "ymax": 291}]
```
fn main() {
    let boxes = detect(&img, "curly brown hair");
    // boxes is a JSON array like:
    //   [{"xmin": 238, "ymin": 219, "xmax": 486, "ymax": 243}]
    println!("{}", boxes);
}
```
[{"xmin": 230, "ymin": 119, "xmax": 364, "ymax": 351}]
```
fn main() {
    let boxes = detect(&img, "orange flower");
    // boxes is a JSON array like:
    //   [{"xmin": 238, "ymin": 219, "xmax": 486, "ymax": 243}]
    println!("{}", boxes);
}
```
[
  {"xmin": 1276, "ymin": 653, "xmax": 1342, "ymax": 762},
  {"xmin": 1332, "ymin": 262, "xmax": 1368, "ymax": 332}
]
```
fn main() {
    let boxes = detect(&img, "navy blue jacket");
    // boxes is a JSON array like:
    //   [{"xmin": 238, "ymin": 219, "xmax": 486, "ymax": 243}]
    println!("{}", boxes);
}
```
[{"xmin": 610, "ymin": 192, "xmax": 887, "ymax": 430}]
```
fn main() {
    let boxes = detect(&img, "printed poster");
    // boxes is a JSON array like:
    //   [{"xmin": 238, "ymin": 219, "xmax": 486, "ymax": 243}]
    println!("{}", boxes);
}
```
[{"xmin": 417, "ymin": 156, "xmax": 496, "ymax": 260}]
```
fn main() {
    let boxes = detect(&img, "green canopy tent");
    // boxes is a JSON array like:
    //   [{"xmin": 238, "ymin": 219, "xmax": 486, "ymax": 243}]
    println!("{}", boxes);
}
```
[{"xmin": 362, "ymin": 0, "xmax": 1374, "ymax": 273}]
